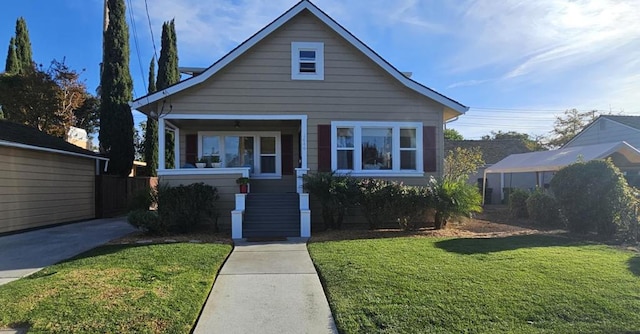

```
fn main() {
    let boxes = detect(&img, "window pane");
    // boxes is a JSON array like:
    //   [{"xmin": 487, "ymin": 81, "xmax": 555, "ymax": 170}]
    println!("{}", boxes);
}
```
[
  {"xmin": 400, "ymin": 151, "xmax": 416, "ymax": 170},
  {"xmin": 337, "ymin": 128, "xmax": 354, "ymax": 148},
  {"xmin": 337, "ymin": 150, "xmax": 353, "ymax": 169},
  {"xmin": 362, "ymin": 128, "xmax": 392, "ymax": 170},
  {"xmin": 400, "ymin": 129, "xmax": 416, "ymax": 148},
  {"xmin": 300, "ymin": 62, "xmax": 316, "ymax": 73},
  {"xmin": 202, "ymin": 136, "xmax": 220, "ymax": 156},
  {"xmin": 260, "ymin": 137, "xmax": 276, "ymax": 154},
  {"xmin": 225, "ymin": 136, "xmax": 254, "ymax": 168},
  {"xmin": 261, "ymin": 156, "xmax": 276, "ymax": 173},
  {"xmin": 299, "ymin": 50, "xmax": 316, "ymax": 60}
]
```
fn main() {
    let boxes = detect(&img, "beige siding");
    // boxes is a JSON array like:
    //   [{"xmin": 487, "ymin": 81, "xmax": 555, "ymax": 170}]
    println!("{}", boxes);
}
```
[
  {"xmin": 159, "ymin": 173, "xmax": 244, "ymax": 229},
  {"xmin": 0, "ymin": 146, "xmax": 95, "ymax": 233},
  {"xmin": 159, "ymin": 11, "xmax": 444, "ymax": 176},
  {"xmin": 565, "ymin": 118, "xmax": 640, "ymax": 149}
]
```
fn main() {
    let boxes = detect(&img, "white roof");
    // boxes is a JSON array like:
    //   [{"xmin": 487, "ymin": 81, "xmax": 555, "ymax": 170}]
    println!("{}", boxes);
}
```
[
  {"xmin": 485, "ymin": 141, "xmax": 640, "ymax": 174},
  {"xmin": 130, "ymin": 0, "xmax": 468, "ymax": 115}
]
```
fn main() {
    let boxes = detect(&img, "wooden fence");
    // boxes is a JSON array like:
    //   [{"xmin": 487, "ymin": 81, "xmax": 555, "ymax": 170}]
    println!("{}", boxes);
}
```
[{"xmin": 95, "ymin": 175, "xmax": 158, "ymax": 218}]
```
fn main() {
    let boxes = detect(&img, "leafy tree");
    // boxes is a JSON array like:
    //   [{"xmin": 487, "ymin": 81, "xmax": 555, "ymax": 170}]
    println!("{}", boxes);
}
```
[
  {"xmin": 134, "ymin": 121, "xmax": 146, "ymax": 161},
  {"xmin": 4, "ymin": 37, "xmax": 18, "ymax": 73},
  {"xmin": 13, "ymin": 17, "xmax": 34, "ymax": 73},
  {"xmin": 444, "ymin": 128, "xmax": 464, "ymax": 140},
  {"xmin": 144, "ymin": 57, "xmax": 158, "ymax": 175},
  {"xmin": 73, "ymin": 94, "xmax": 100, "ymax": 137},
  {"xmin": 156, "ymin": 20, "xmax": 179, "ymax": 169},
  {"xmin": 99, "ymin": 0, "xmax": 134, "ymax": 176},
  {"xmin": 482, "ymin": 130, "xmax": 545, "ymax": 151},
  {"xmin": 547, "ymin": 108, "xmax": 598, "ymax": 148},
  {"xmin": 444, "ymin": 146, "xmax": 484, "ymax": 181}
]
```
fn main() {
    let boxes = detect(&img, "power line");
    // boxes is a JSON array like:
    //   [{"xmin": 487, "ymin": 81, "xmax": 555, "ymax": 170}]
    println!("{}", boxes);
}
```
[
  {"xmin": 127, "ymin": 0, "xmax": 146, "ymax": 98},
  {"xmin": 144, "ymin": 0, "xmax": 159, "ymax": 62}
]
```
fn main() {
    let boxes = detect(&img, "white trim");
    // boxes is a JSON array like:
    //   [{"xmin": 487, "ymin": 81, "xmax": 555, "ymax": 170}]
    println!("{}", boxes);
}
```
[
  {"xmin": 130, "ymin": 1, "xmax": 468, "ymax": 114},
  {"xmin": 174, "ymin": 128, "xmax": 180, "ymax": 169},
  {"xmin": 330, "ymin": 121, "xmax": 423, "ymax": 176},
  {"xmin": 197, "ymin": 131, "xmax": 282, "ymax": 178},
  {"xmin": 0, "ymin": 140, "xmax": 108, "ymax": 161},
  {"xmin": 158, "ymin": 119, "xmax": 166, "ymax": 170},
  {"xmin": 291, "ymin": 42, "xmax": 324, "ymax": 80},
  {"xmin": 162, "ymin": 114, "xmax": 308, "ymax": 120}
]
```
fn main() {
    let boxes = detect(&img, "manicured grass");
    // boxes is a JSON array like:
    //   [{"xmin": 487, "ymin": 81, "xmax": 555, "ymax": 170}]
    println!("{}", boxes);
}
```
[
  {"xmin": 309, "ymin": 235, "xmax": 640, "ymax": 333},
  {"xmin": 0, "ymin": 242, "xmax": 231, "ymax": 333}
]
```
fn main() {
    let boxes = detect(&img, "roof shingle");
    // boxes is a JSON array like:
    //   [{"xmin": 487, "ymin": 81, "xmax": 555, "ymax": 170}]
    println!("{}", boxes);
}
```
[{"xmin": 0, "ymin": 120, "xmax": 101, "ymax": 157}]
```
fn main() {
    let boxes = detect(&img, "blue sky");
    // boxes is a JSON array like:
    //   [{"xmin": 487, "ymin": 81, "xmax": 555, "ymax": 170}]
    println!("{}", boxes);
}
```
[{"xmin": 1, "ymin": 0, "xmax": 639, "ymax": 139}]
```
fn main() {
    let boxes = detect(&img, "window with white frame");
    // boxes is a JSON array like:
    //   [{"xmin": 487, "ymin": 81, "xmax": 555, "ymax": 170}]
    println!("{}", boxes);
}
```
[
  {"xmin": 199, "ymin": 132, "xmax": 281, "ymax": 178},
  {"xmin": 291, "ymin": 42, "xmax": 324, "ymax": 80},
  {"xmin": 331, "ymin": 122, "xmax": 423, "ymax": 175}
]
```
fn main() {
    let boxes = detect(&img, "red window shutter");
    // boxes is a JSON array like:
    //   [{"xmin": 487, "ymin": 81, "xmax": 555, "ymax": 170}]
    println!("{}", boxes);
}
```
[
  {"xmin": 423, "ymin": 126, "xmax": 437, "ymax": 173},
  {"xmin": 317, "ymin": 124, "xmax": 331, "ymax": 172},
  {"xmin": 185, "ymin": 134, "xmax": 198, "ymax": 165},
  {"xmin": 282, "ymin": 134, "xmax": 294, "ymax": 175}
]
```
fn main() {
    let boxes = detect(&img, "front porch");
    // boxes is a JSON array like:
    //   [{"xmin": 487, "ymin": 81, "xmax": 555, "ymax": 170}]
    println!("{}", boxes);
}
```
[{"xmin": 156, "ymin": 114, "xmax": 311, "ymax": 239}]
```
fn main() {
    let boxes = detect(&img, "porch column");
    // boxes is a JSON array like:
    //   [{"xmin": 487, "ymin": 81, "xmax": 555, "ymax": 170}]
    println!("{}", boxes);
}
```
[
  {"xmin": 174, "ymin": 128, "xmax": 180, "ymax": 169},
  {"xmin": 158, "ymin": 118, "xmax": 166, "ymax": 170},
  {"xmin": 301, "ymin": 116, "xmax": 308, "ymax": 169}
]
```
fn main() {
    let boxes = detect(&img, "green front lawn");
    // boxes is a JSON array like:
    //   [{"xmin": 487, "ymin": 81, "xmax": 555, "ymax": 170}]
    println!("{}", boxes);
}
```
[
  {"xmin": 0, "ymin": 242, "xmax": 231, "ymax": 333},
  {"xmin": 309, "ymin": 235, "xmax": 640, "ymax": 333}
]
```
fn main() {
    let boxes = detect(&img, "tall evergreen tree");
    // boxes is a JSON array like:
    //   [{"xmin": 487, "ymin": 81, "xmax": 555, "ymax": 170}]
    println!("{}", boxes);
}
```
[
  {"xmin": 99, "ymin": 0, "xmax": 134, "ymax": 176},
  {"xmin": 156, "ymin": 20, "xmax": 180, "ymax": 168},
  {"xmin": 144, "ymin": 57, "xmax": 158, "ymax": 176},
  {"xmin": 5, "ymin": 37, "xmax": 18, "ymax": 73},
  {"xmin": 14, "ymin": 17, "xmax": 33, "ymax": 73}
]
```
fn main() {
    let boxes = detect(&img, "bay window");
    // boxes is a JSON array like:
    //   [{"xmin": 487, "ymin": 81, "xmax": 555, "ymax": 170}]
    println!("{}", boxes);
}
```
[{"xmin": 331, "ymin": 122, "xmax": 423, "ymax": 175}]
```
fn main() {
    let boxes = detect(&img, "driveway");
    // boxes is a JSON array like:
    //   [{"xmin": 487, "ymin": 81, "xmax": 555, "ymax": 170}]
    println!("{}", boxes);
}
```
[{"xmin": 0, "ymin": 218, "xmax": 136, "ymax": 285}]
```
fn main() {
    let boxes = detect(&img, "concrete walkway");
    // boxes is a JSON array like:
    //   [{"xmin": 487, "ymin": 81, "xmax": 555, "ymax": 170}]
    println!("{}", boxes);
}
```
[
  {"xmin": 193, "ymin": 238, "xmax": 338, "ymax": 334},
  {"xmin": 0, "ymin": 217, "xmax": 136, "ymax": 285}
]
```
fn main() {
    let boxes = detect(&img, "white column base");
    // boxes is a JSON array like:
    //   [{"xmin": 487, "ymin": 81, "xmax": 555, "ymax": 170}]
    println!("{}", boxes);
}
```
[
  {"xmin": 300, "ymin": 210, "xmax": 311, "ymax": 237},
  {"xmin": 231, "ymin": 210, "xmax": 243, "ymax": 239}
]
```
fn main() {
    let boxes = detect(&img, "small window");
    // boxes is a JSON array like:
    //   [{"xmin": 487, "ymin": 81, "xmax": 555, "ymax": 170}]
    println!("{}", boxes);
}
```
[{"xmin": 292, "ymin": 42, "xmax": 324, "ymax": 80}]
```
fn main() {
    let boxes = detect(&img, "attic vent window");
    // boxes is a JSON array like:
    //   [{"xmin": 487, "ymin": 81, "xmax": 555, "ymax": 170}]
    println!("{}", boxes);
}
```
[{"xmin": 292, "ymin": 42, "xmax": 324, "ymax": 80}]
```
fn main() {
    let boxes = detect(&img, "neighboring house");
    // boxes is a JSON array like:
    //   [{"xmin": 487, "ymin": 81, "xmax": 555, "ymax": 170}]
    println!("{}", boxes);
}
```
[
  {"xmin": 564, "ymin": 115, "xmax": 640, "ymax": 149},
  {"xmin": 131, "ymin": 0, "xmax": 468, "ymax": 238},
  {"xmin": 66, "ymin": 126, "xmax": 92, "ymax": 151},
  {"xmin": 0, "ymin": 120, "xmax": 108, "ymax": 234},
  {"xmin": 445, "ymin": 139, "xmax": 533, "ymax": 204}
]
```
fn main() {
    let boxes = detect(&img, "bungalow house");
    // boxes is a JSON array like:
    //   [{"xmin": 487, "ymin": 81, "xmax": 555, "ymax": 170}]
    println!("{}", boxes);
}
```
[
  {"xmin": 130, "ymin": 0, "xmax": 468, "ymax": 238},
  {"xmin": 0, "ymin": 120, "xmax": 108, "ymax": 234}
]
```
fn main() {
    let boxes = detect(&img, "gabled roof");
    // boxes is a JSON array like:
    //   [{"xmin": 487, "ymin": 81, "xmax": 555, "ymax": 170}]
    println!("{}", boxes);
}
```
[
  {"xmin": 445, "ymin": 139, "xmax": 533, "ymax": 164},
  {"xmin": 0, "ymin": 119, "xmax": 106, "ymax": 160},
  {"xmin": 563, "ymin": 115, "xmax": 640, "ymax": 148},
  {"xmin": 131, "ymin": 0, "xmax": 468, "ymax": 115},
  {"xmin": 485, "ymin": 141, "xmax": 640, "ymax": 174}
]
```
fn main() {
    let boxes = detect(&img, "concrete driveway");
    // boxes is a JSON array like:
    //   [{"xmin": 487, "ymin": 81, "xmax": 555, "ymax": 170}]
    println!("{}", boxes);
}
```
[{"xmin": 0, "ymin": 218, "xmax": 137, "ymax": 285}]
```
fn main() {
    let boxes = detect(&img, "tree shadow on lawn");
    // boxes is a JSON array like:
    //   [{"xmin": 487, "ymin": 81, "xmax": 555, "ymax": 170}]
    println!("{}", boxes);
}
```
[
  {"xmin": 434, "ymin": 234, "xmax": 587, "ymax": 255},
  {"xmin": 627, "ymin": 256, "xmax": 640, "ymax": 277}
]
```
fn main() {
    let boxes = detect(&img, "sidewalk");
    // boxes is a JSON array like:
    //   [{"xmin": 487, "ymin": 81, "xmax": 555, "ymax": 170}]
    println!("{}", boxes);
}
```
[
  {"xmin": 193, "ymin": 238, "xmax": 338, "ymax": 334},
  {"xmin": 0, "ymin": 217, "xmax": 136, "ymax": 286}
]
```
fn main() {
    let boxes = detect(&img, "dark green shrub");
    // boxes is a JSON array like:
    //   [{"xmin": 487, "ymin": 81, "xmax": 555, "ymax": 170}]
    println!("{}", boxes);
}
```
[
  {"xmin": 128, "ymin": 188, "xmax": 154, "ymax": 211},
  {"xmin": 509, "ymin": 188, "xmax": 530, "ymax": 218},
  {"xmin": 304, "ymin": 172, "xmax": 359, "ymax": 229},
  {"xmin": 157, "ymin": 182, "xmax": 220, "ymax": 233},
  {"xmin": 550, "ymin": 159, "xmax": 634, "ymax": 236},
  {"xmin": 357, "ymin": 178, "xmax": 400, "ymax": 229},
  {"xmin": 394, "ymin": 185, "xmax": 432, "ymax": 230},
  {"xmin": 127, "ymin": 209, "xmax": 165, "ymax": 235},
  {"xmin": 526, "ymin": 190, "xmax": 564, "ymax": 228},
  {"xmin": 428, "ymin": 177, "xmax": 482, "ymax": 230}
]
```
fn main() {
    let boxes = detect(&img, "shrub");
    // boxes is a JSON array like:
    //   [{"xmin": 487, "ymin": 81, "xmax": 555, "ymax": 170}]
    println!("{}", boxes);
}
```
[
  {"xmin": 128, "ymin": 188, "xmax": 154, "ymax": 211},
  {"xmin": 550, "ymin": 159, "xmax": 635, "ymax": 237},
  {"xmin": 526, "ymin": 190, "xmax": 564, "ymax": 228},
  {"xmin": 394, "ymin": 185, "xmax": 432, "ymax": 230},
  {"xmin": 357, "ymin": 178, "xmax": 400, "ymax": 229},
  {"xmin": 429, "ymin": 177, "xmax": 482, "ymax": 229},
  {"xmin": 157, "ymin": 182, "xmax": 220, "ymax": 233},
  {"xmin": 127, "ymin": 209, "xmax": 166, "ymax": 235},
  {"xmin": 509, "ymin": 188, "xmax": 530, "ymax": 218},
  {"xmin": 304, "ymin": 172, "xmax": 359, "ymax": 229}
]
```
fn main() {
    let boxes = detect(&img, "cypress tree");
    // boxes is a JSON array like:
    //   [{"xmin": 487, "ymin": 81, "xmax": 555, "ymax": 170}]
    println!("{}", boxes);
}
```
[
  {"xmin": 5, "ymin": 37, "xmax": 18, "ymax": 73},
  {"xmin": 144, "ymin": 57, "xmax": 158, "ymax": 176},
  {"xmin": 14, "ymin": 17, "xmax": 33, "ymax": 73},
  {"xmin": 156, "ymin": 20, "xmax": 180, "ymax": 168},
  {"xmin": 99, "ymin": 0, "xmax": 134, "ymax": 176}
]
